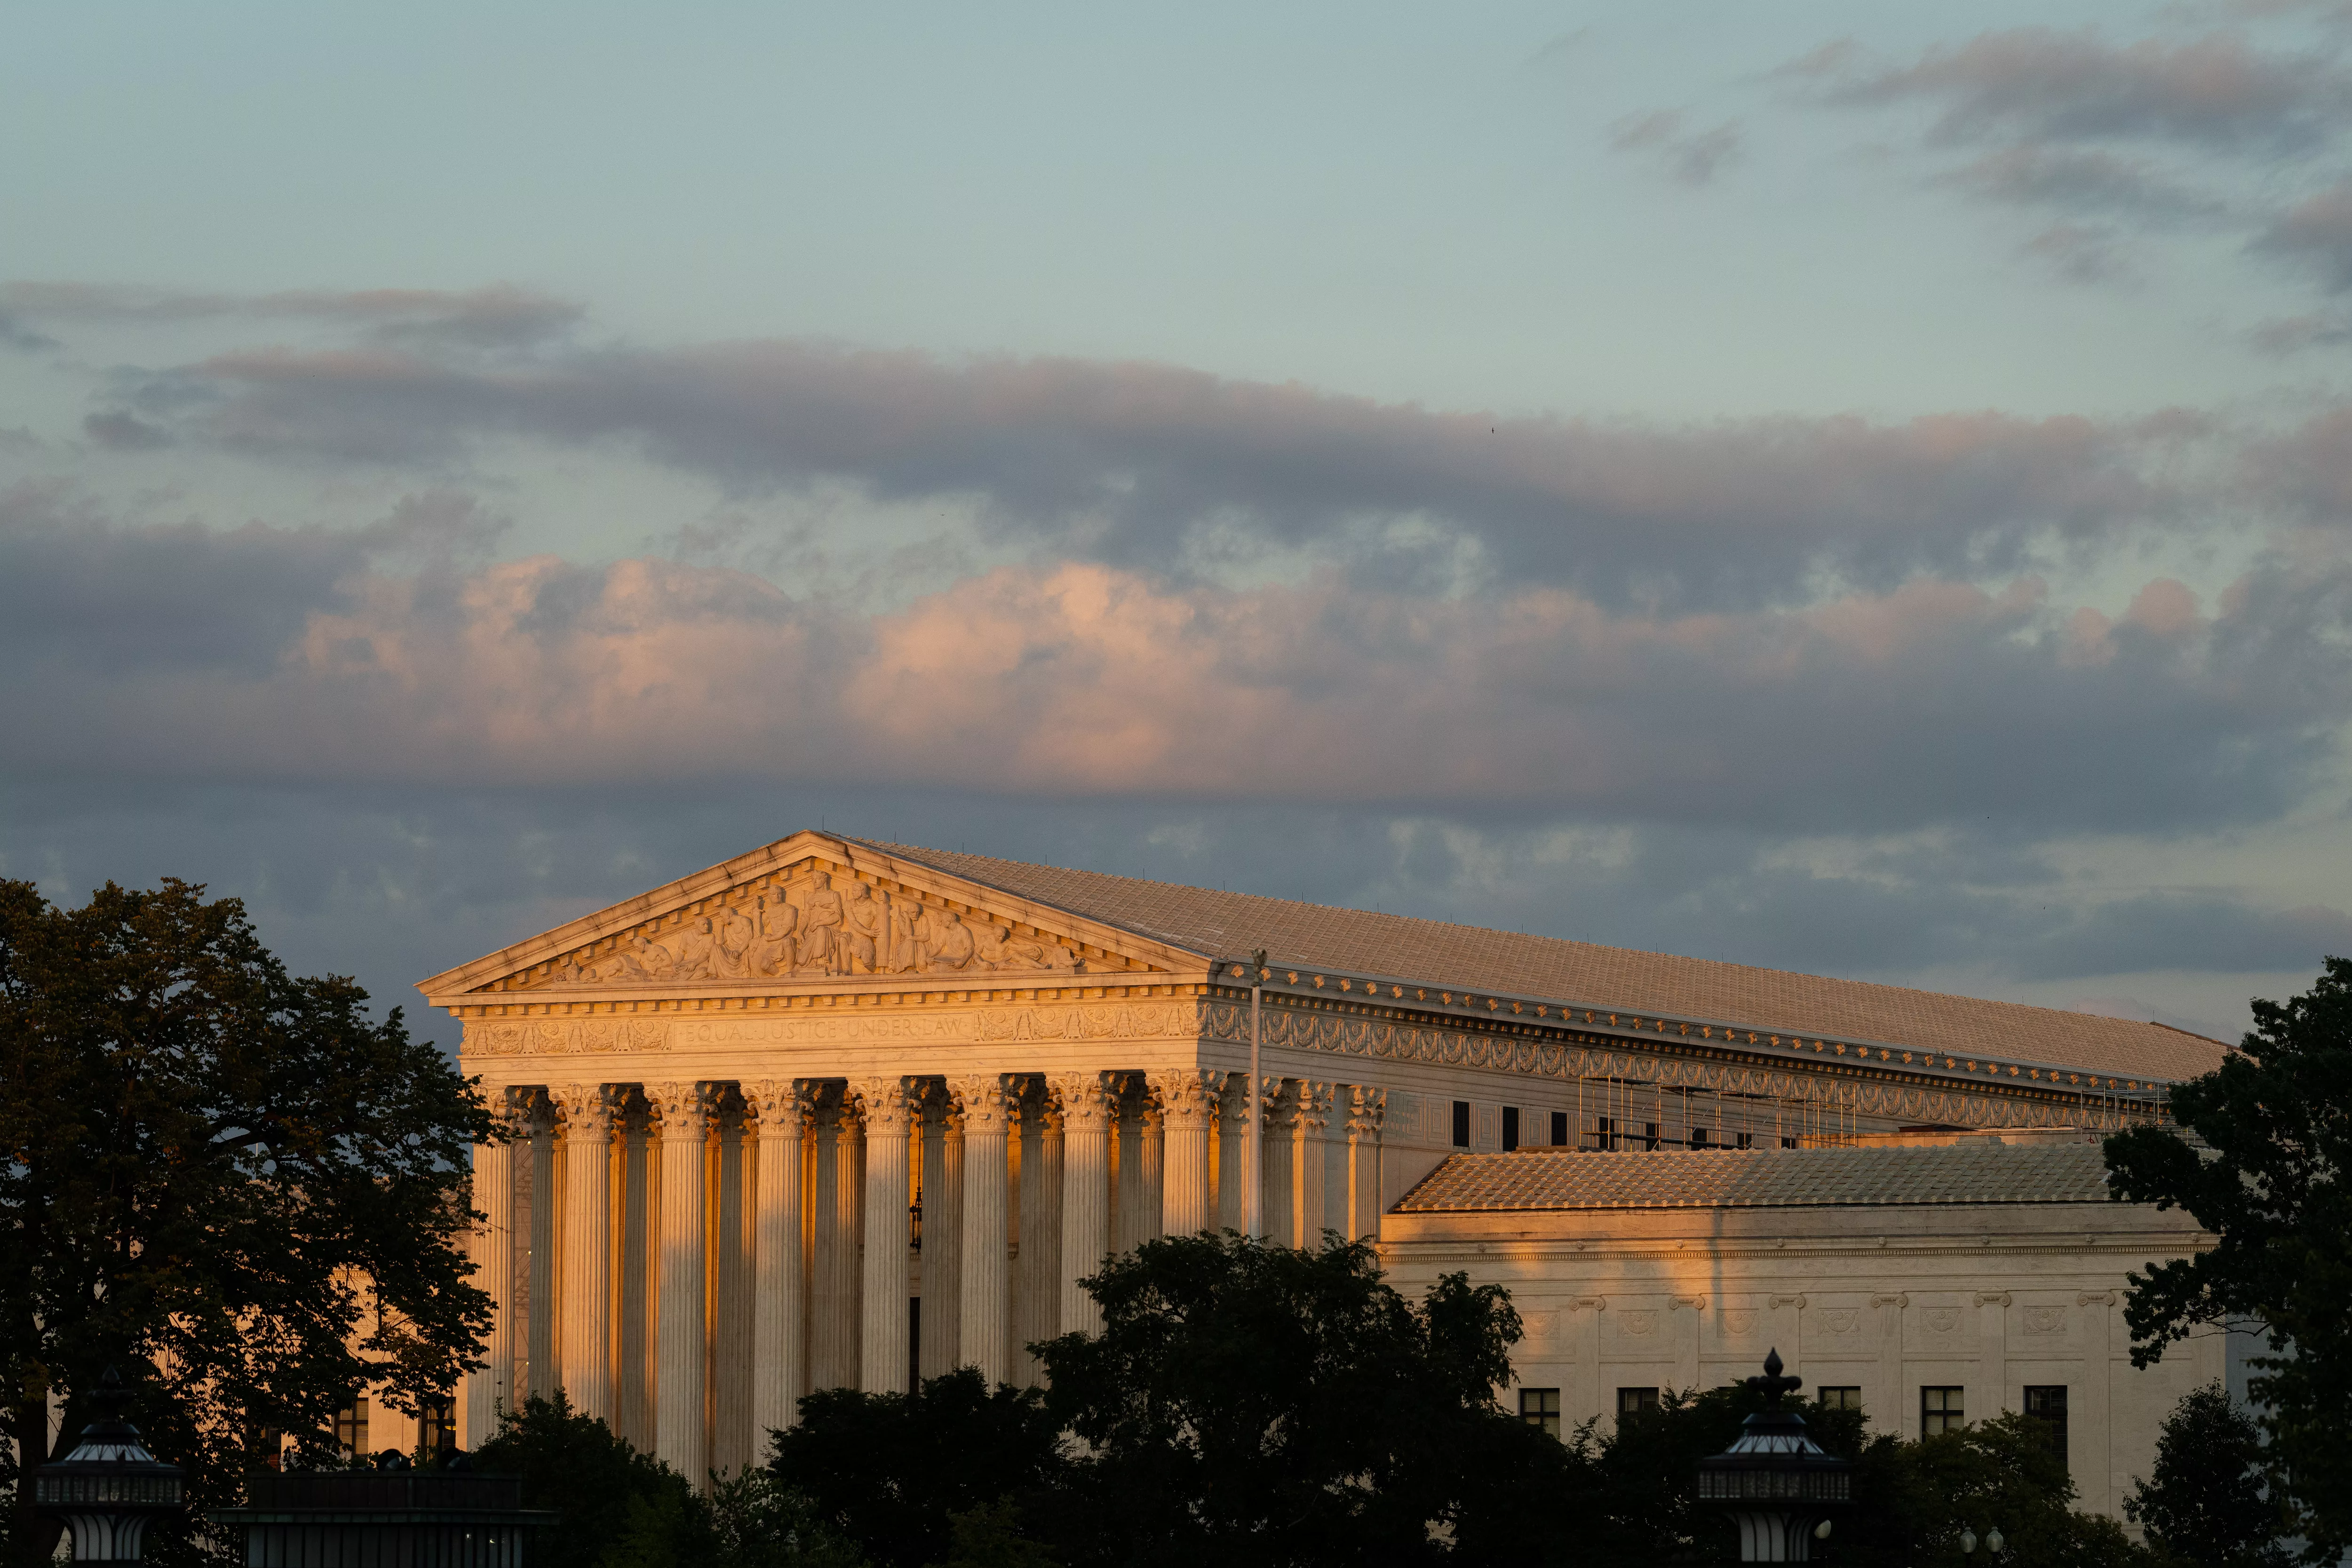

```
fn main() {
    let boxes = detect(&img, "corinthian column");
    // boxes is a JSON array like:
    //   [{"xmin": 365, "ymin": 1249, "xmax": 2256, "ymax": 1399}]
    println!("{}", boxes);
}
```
[
  {"xmin": 810, "ymin": 1086, "xmax": 862, "ymax": 1392},
  {"xmin": 526, "ymin": 1095, "xmax": 557, "ymax": 1398},
  {"xmin": 1153, "ymin": 1070, "xmax": 1220, "ymax": 1237},
  {"xmin": 1345, "ymin": 1086, "xmax": 1386, "ymax": 1241},
  {"xmin": 554, "ymin": 1083, "xmax": 621, "ymax": 1424},
  {"xmin": 919, "ymin": 1083, "xmax": 964, "ymax": 1385},
  {"xmin": 1054, "ymin": 1073, "xmax": 1116, "ymax": 1335},
  {"xmin": 650, "ymin": 1081, "xmax": 713, "ymax": 1484},
  {"xmin": 856, "ymin": 1076, "xmax": 919, "ymax": 1394},
  {"xmin": 1216, "ymin": 1075, "xmax": 1249, "ymax": 1234},
  {"xmin": 744, "ymin": 1080, "xmax": 810, "ymax": 1440},
  {"xmin": 464, "ymin": 1088, "xmax": 526, "ymax": 1446},
  {"xmin": 1138, "ymin": 1083, "xmax": 1166, "ymax": 1245},
  {"xmin": 954, "ymin": 1074, "xmax": 1017, "ymax": 1384},
  {"xmin": 1295, "ymin": 1082, "xmax": 1335, "ymax": 1246},
  {"xmin": 1015, "ymin": 1082, "xmax": 1064, "ymax": 1385}
]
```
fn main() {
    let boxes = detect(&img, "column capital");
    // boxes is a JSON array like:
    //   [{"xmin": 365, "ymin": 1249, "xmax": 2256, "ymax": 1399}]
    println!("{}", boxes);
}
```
[
  {"xmin": 1151, "ymin": 1069, "xmax": 1223, "ymax": 1128},
  {"xmin": 492, "ymin": 1083, "xmax": 537, "ymax": 1137},
  {"xmin": 647, "ymin": 1080, "xmax": 719, "ymax": 1141},
  {"xmin": 1345, "ymin": 1085, "xmax": 1387, "ymax": 1138},
  {"xmin": 949, "ymin": 1073, "xmax": 1017, "ymax": 1133},
  {"xmin": 1023, "ymin": 1077, "xmax": 1064, "ymax": 1135},
  {"xmin": 742, "ymin": 1078, "xmax": 816, "ymax": 1138},
  {"xmin": 1049, "ymin": 1071, "xmax": 1117, "ymax": 1130},
  {"xmin": 852, "ymin": 1075, "xmax": 921, "ymax": 1138},
  {"xmin": 552, "ymin": 1082, "xmax": 625, "ymax": 1139}
]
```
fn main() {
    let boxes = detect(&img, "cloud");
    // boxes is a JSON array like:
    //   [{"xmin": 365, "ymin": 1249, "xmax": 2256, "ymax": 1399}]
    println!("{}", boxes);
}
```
[
  {"xmin": 2248, "ymin": 310, "xmax": 2352, "ymax": 351},
  {"xmin": 1608, "ymin": 110, "xmax": 1743, "ymax": 185},
  {"xmin": 105, "ymin": 337, "xmax": 2213, "ymax": 613},
  {"xmin": 2020, "ymin": 222, "xmax": 2137, "ymax": 284},
  {"xmin": 1942, "ymin": 143, "xmax": 2225, "ymax": 220},
  {"xmin": 82, "ymin": 410, "xmax": 173, "ymax": 450},
  {"xmin": 1824, "ymin": 28, "xmax": 2350, "ymax": 153},
  {"xmin": 2255, "ymin": 179, "xmax": 2352, "ymax": 288},
  {"xmin": 3, "ymin": 486, "xmax": 2345, "ymax": 841},
  {"xmin": 0, "ymin": 282, "xmax": 584, "ymax": 349}
]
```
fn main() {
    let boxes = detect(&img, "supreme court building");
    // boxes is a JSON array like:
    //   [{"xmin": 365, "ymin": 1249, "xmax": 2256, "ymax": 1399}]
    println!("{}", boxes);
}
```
[{"xmin": 425, "ymin": 831, "xmax": 2235, "ymax": 1515}]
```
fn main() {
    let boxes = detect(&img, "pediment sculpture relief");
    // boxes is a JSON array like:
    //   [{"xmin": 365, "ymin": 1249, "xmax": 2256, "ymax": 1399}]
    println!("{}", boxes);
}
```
[{"xmin": 506, "ymin": 867, "xmax": 1090, "ymax": 990}]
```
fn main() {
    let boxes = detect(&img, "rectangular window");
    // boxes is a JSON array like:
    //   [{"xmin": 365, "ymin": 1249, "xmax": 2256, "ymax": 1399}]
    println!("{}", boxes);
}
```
[
  {"xmin": 1817, "ymin": 1386, "xmax": 1862, "ymax": 1412},
  {"xmin": 1689, "ymin": 1126, "xmax": 1710, "ymax": 1149},
  {"xmin": 1737, "ymin": 1131, "xmax": 1754, "ymax": 1149},
  {"xmin": 1549, "ymin": 1110, "xmax": 1568, "ymax": 1146},
  {"xmin": 1616, "ymin": 1387, "xmax": 1660, "ymax": 1417},
  {"xmin": 1596, "ymin": 1115, "xmax": 1615, "ymax": 1151},
  {"xmin": 1644, "ymin": 1121, "xmax": 1660, "ymax": 1151},
  {"xmin": 334, "ymin": 1397, "xmax": 369, "ymax": 1456},
  {"xmin": 1502, "ymin": 1106, "xmax": 1520, "ymax": 1151},
  {"xmin": 1921, "ymin": 1386, "xmax": 1965, "ymax": 1436},
  {"xmin": 419, "ymin": 1398, "xmax": 456, "ymax": 1455},
  {"xmin": 2024, "ymin": 1385, "xmax": 2068, "ymax": 1458},
  {"xmin": 1451, "ymin": 1100, "xmax": 1470, "ymax": 1148},
  {"xmin": 1781, "ymin": 1135, "xmax": 1798, "ymax": 1149},
  {"xmin": 1519, "ymin": 1387, "xmax": 1561, "ymax": 1439}
]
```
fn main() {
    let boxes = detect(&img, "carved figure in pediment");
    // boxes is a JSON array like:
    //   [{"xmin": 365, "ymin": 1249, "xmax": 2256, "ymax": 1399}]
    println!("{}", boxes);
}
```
[
  {"xmin": 970, "ymin": 923, "xmax": 1079, "ymax": 972},
  {"xmin": 842, "ymin": 882, "xmax": 883, "ymax": 974},
  {"xmin": 714, "ymin": 901, "xmax": 759, "ymax": 979},
  {"xmin": 668, "ymin": 916, "xmax": 718, "ymax": 981},
  {"xmin": 927, "ymin": 908, "xmax": 975, "ymax": 970},
  {"xmin": 885, "ymin": 895, "xmax": 923, "ymax": 973},
  {"xmin": 607, "ymin": 928, "xmax": 678, "ymax": 982},
  {"xmin": 796, "ymin": 874, "xmax": 845, "ymax": 973},
  {"xmin": 750, "ymin": 894, "xmax": 798, "ymax": 976}
]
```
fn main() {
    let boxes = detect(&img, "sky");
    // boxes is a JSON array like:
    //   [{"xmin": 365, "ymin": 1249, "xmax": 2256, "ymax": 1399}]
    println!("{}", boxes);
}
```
[{"xmin": 7, "ymin": 0, "xmax": 2352, "ymax": 1051}]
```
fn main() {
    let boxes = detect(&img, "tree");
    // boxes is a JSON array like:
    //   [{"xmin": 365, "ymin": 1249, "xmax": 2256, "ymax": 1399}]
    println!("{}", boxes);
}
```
[
  {"xmin": 771, "ymin": 1367, "xmax": 1062, "ymax": 1568},
  {"xmin": 0, "ymin": 879, "xmax": 496, "ymax": 1567},
  {"xmin": 1032, "ymin": 1231, "xmax": 1570, "ymax": 1567},
  {"xmin": 2105, "ymin": 958, "xmax": 2352, "ymax": 1560},
  {"xmin": 1890, "ymin": 1413, "xmax": 2153, "ymax": 1568},
  {"xmin": 2125, "ymin": 1383, "xmax": 2292, "ymax": 1568}
]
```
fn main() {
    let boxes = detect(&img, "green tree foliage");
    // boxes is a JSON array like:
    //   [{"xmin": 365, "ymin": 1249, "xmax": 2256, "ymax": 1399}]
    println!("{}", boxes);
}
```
[
  {"xmin": 2105, "ymin": 958, "xmax": 2352, "ymax": 1559},
  {"xmin": 1891, "ymin": 1413, "xmax": 2153, "ymax": 1568},
  {"xmin": 2125, "ymin": 1383, "xmax": 2292, "ymax": 1568},
  {"xmin": 475, "ymin": 1394, "xmax": 862, "ymax": 1568},
  {"xmin": 0, "ymin": 879, "xmax": 495, "ymax": 1567},
  {"xmin": 771, "ymin": 1368, "xmax": 1062, "ymax": 1568},
  {"xmin": 1033, "ymin": 1231, "xmax": 1569, "ymax": 1566}
]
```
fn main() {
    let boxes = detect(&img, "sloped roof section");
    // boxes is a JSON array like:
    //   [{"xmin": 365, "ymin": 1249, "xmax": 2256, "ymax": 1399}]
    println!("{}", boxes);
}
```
[
  {"xmin": 1394, "ymin": 1143, "xmax": 2116, "ymax": 1212},
  {"xmin": 850, "ymin": 839, "xmax": 2228, "ymax": 1082}
]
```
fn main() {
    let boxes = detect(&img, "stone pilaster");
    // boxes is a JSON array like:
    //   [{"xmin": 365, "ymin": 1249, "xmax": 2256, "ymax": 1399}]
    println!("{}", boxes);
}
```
[
  {"xmin": 918, "ymin": 1081, "xmax": 964, "ymax": 1386},
  {"xmin": 1872, "ymin": 1292, "xmax": 1908, "ymax": 1441},
  {"xmin": 953, "ymin": 1074, "xmax": 1017, "ymax": 1384},
  {"xmin": 2079, "ymin": 1290, "xmax": 2115, "ymax": 1512},
  {"xmin": 856, "ymin": 1075, "xmax": 919, "ymax": 1394},
  {"xmin": 743, "ymin": 1080, "xmax": 812, "ymax": 1436},
  {"xmin": 650, "ymin": 1080, "xmax": 714, "ymax": 1484},
  {"xmin": 1344, "ymin": 1085, "xmax": 1385, "ymax": 1242},
  {"xmin": 1976, "ymin": 1291, "xmax": 2010, "ymax": 1424},
  {"xmin": 1154, "ymin": 1070, "xmax": 1220, "ymax": 1237},
  {"xmin": 554, "ymin": 1082, "xmax": 621, "ymax": 1423},
  {"xmin": 1054, "ymin": 1073, "xmax": 1116, "ymax": 1335}
]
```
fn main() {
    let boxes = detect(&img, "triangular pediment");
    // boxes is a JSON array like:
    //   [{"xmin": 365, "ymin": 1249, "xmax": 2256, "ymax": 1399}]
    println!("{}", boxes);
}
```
[{"xmin": 415, "ymin": 832, "xmax": 1206, "ymax": 1007}]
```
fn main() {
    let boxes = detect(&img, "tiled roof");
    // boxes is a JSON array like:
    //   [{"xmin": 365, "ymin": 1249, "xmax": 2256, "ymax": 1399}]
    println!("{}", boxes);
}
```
[
  {"xmin": 852, "ymin": 839, "xmax": 2227, "ymax": 1083},
  {"xmin": 1392, "ymin": 1143, "xmax": 2117, "ymax": 1212}
]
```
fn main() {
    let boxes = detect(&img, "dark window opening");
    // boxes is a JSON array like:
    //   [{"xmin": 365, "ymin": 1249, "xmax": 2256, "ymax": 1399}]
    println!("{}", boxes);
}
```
[
  {"xmin": 1644, "ymin": 1121, "xmax": 1660, "ymax": 1151},
  {"xmin": 2024, "ymin": 1385, "xmax": 2068, "ymax": 1459},
  {"xmin": 1451, "ymin": 1101, "xmax": 1470, "ymax": 1148},
  {"xmin": 1549, "ymin": 1110, "xmax": 1568, "ymax": 1146},
  {"xmin": 420, "ymin": 1398, "xmax": 456, "ymax": 1456},
  {"xmin": 333, "ymin": 1398, "xmax": 369, "ymax": 1457},
  {"xmin": 1738, "ymin": 1132, "xmax": 1755, "ymax": 1149},
  {"xmin": 1502, "ymin": 1106, "xmax": 1520, "ymax": 1151},
  {"xmin": 1519, "ymin": 1387, "xmax": 1561, "ymax": 1438},
  {"xmin": 1617, "ymin": 1387, "xmax": 1661, "ymax": 1417},
  {"xmin": 1596, "ymin": 1115, "xmax": 1615, "ymax": 1151},
  {"xmin": 1781, "ymin": 1135, "xmax": 1798, "ymax": 1149},
  {"xmin": 1689, "ymin": 1126, "xmax": 1710, "ymax": 1149},
  {"xmin": 1922, "ymin": 1386, "xmax": 1965, "ymax": 1436},
  {"xmin": 1817, "ymin": 1386, "xmax": 1862, "ymax": 1412}
]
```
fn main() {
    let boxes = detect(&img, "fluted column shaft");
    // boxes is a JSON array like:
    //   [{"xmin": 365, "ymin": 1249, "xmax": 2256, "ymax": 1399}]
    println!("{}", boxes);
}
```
[
  {"xmin": 1294, "ymin": 1082, "xmax": 1334, "ymax": 1247},
  {"xmin": 1055, "ymin": 1073, "xmax": 1115, "ymax": 1335},
  {"xmin": 1216, "ymin": 1076, "xmax": 1248, "ymax": 1234},
  {"xmin": 919, "ymin": 1088, "xmax": 964, "ymax": 1385},
  {"xmin": 1153, "ymin": 1070, "xmax": 1219, "ymax": 1237},
  {"xmin": 652, "ymin": 1081, "xmax": 712, "ymax": 1484},
  {"xmin": 1345, "ymin": 1086, "xmax": 1386, "ymax": 1242},
  {"xmin": 464, "ymin": 1091, "xmax": 524, "ymax": 1445},
  {"xmin": 526, "ymin": 1101, "xmax": 557, "ymax": 1398},
  {"xmin": 1138, "ymin": 1086, "xmax": 1166, "ymax": 1245},
  {"xmin": 555, "ymin": 1084, "xmax": 620, "ymax": 1423},
  {"xmin": 1016, "ymin": 1085, "xmax": 1063, "ymax": 1384},
  {"xmin": 954, "ymin": 1075, "xmax": 1016, "ymax": 1383},
  {"xmin": 1262, "ymin": 1080, "xmax": 1296, "ymax": 1247},
  {"xmin": 747, "ymin": 1081, "xmax": 810, "ymax": 1436},
  {"xmin": 857, "ymin": 1077, "xmax": 918, "ymax": 1394}
]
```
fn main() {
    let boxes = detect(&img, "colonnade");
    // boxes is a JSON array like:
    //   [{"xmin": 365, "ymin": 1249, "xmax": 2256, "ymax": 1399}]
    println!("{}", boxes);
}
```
[{"xmin": 464, "ymin": 1069, "xmax": 1386, "ymax": 1478}]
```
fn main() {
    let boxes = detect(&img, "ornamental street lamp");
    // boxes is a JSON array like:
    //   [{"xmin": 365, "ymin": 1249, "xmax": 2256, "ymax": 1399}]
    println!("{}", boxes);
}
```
[
  {"xmin": 1697, "ymin": 1349, "xmax": 1853, "ymax": 1562},
  {"xmin": 31, "ymin": 1367, "xmax": 188, "ymax": 1564}
]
